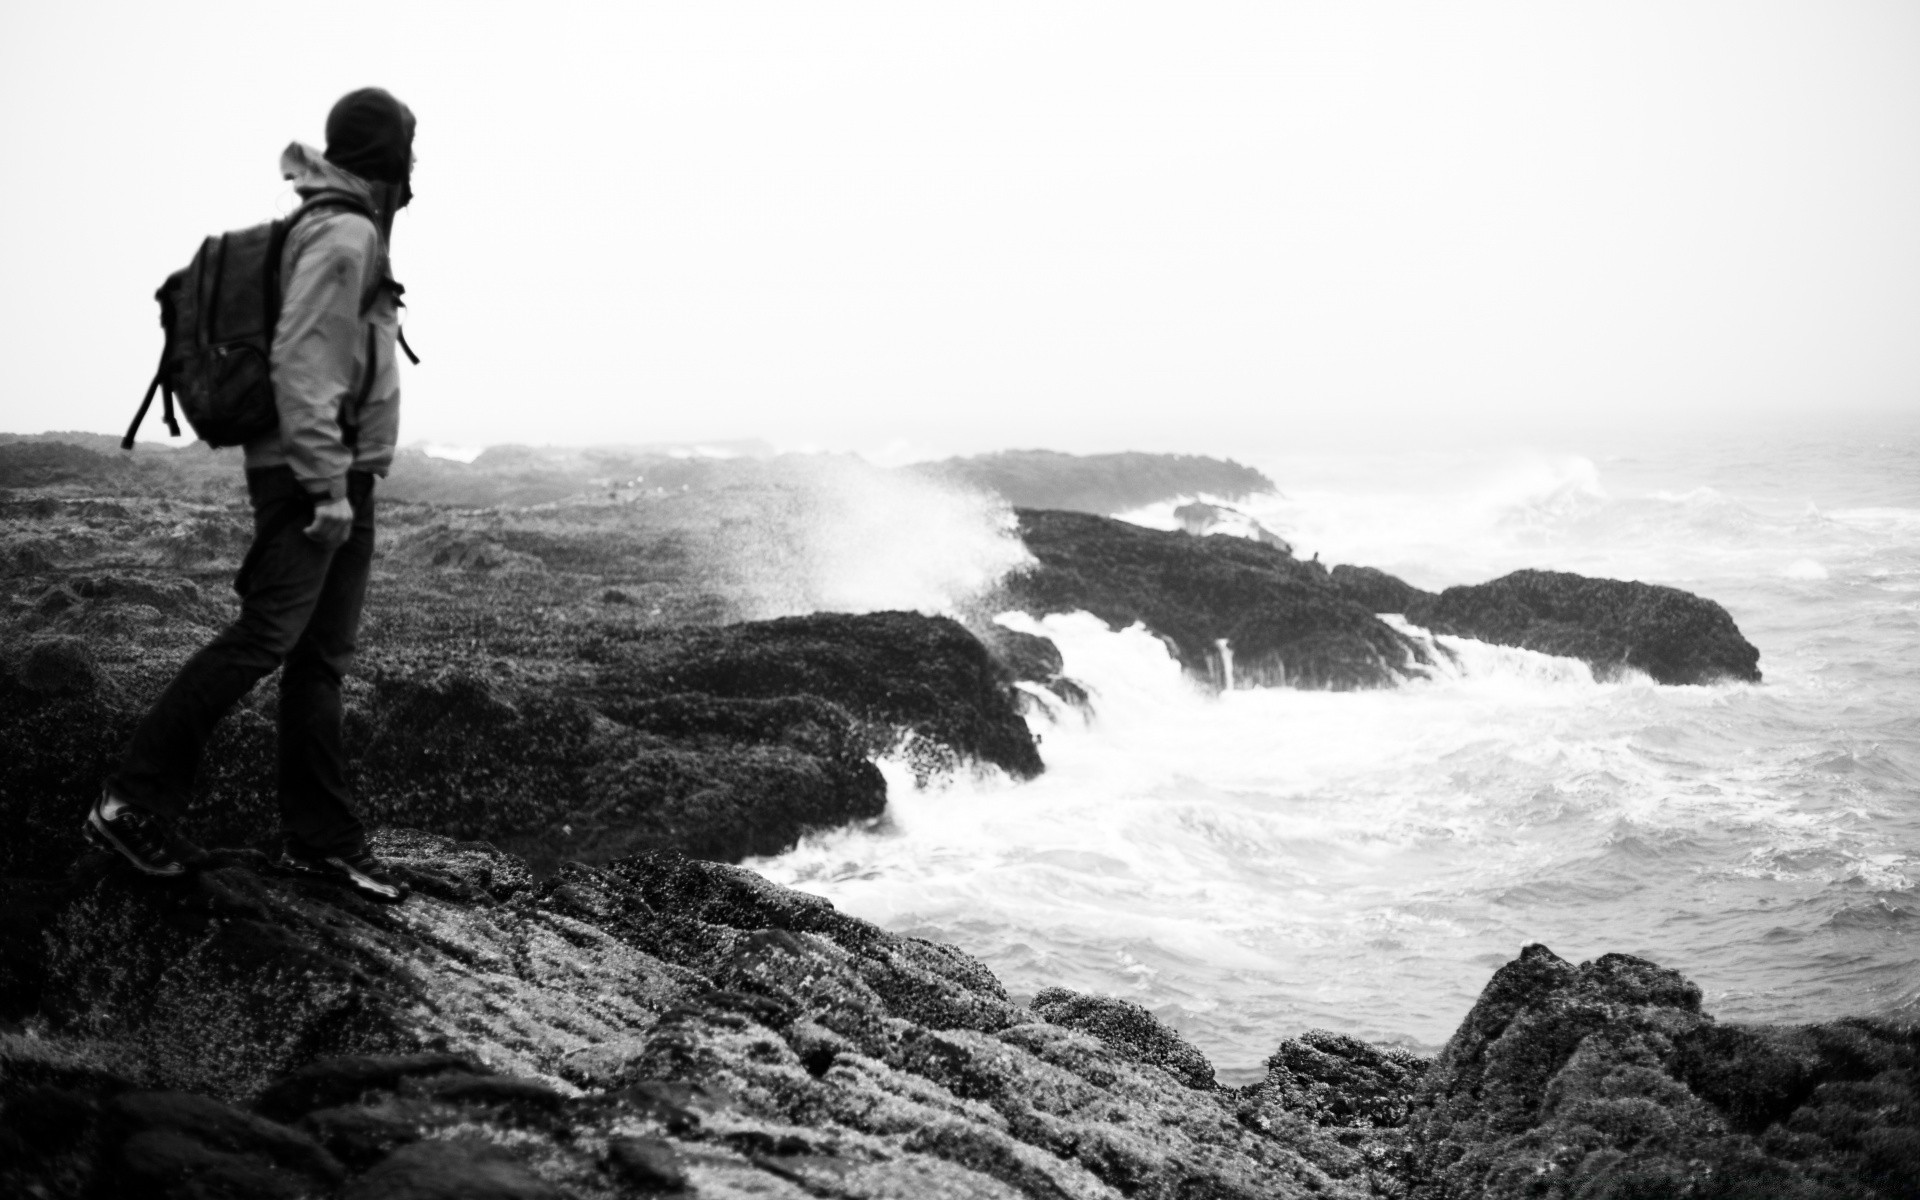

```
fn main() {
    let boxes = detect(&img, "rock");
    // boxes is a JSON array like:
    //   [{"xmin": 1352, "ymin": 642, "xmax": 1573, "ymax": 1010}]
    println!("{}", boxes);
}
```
[
  {"xmin": 1243, "ymin": 1030, "xmax": 1429, "ymax": 1130},
  {"xmin": 589, "ymin": 611, "xmax": 1043, "ymax": 779},
  {"xmin": 1174, "ymin": 500, "xmax": 1293, "ymax": 552},
  {"xmin": 1001, "ymin": 508, "xmax": 1431, "ymax": 689},
  {"xmin": 301, "ymin": 1103, "xmax": 433, "ymax": 1171},
  {"xmin": 1403, "ymin": 943, "xmax": 1920, "ymax": 1198},
  {"xmin": 9, "ymin": 833, "xmax": 1355, "ymax": 1199},
  {"xmin": 908, "ymin": 449, "xmax": 1277, "ymax": 514},
  {"xmin": 393, "ymin": 527, "xmax": 549, "ymax": 575},
  {"xmin": 256, "ymin": 1054, "xmax": 488, "ymax": 1123},
  {"xmin": 15, "ymin": 833, "xmax": 1920, "ymax": 1199},
  {"xmin": 14, "ymin": 636, "xmax": 101, "ymax": 696},
  {"xmin": 605, "ymin": 1134, "xmax": 688, "ymax": 1190},
  {"xmin": 0, "ymin": 606, "xmax": 1034, "ymax": 876},
  {"xmin": 1328, "ymin": 565, "xmax": 1434, "ymax": 615},
  {"xmin": 969, "ymin": 621, "xmax": 1090, "ymax": 713},
  {"xmin": 344, "ymin": 1139, "xmax": 559, "ymax": 1200},
  {"xmin": 1031, "ymin": 987, "xmax": 1217, "ymax": 1089},
  {"xmin": 1405, "ymin": 568, "xmax": 1762, "ymax": 684},
  {"xmin": 103, "ymin": 1089, "xmax": 345, "ymax": 1198}
]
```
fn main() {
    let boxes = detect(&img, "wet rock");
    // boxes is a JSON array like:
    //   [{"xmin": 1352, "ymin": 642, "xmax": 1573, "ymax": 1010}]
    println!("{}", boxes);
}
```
[
  {"xmin": 1243, "ymin": 1030, "xmax": 1430, "ymax": 1132},
  {"xmin": 104, "ymin": 1089, "xmax": 345, "ymax": 1198},
  {"xmin": 1031, "ymin": 987, "xmax": 1217, "ymax": 1089},
  {"xmin": 1405, "ymin": 568, "xmax": 1762, "ymax": 684},
  {"xmin": 1402, "ymin": 943, "xmax": 1920, "ymax": 1198},
  {"xmin": 256, "ymin": 1053, "xmax": 488, "ymax": 1122},
  {"xmin": 970, "ymin": 621, "xmax": 1090, "ymax": 714},
  {"xmin": 301, "ymin": 1103, "xmax": 432, "ymax": 1171},
  {"xmin": 606, "ymin": 1134, "xmax": 689, "ymax": 1190},
  {"xmin": 12, "ymin": 637, "xmax": 99, "ymax": 697},
  {"xmin": 344, "ymin": 1139, "xmax": 559, "ymax": 1200},
  {"xmin": 1328, "ymin": 564, "xmax": 1434, "ymax": 615},
  {"xmin": 588, "ymin": 610, "xmax": 1044, "ymax": 779},
  {"xmin": 1002, "ymin": 508, "xmax": 1431, "ymax": 689}
]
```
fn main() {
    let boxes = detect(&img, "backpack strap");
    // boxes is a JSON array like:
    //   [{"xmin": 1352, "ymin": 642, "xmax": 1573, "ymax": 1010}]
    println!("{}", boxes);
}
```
[{"xmin": 121, "ymin": 352, "xmax": 182, "ymax": 451}]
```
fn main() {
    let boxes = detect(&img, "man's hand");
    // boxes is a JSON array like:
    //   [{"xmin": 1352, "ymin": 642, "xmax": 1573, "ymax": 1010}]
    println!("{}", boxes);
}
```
[{"xmin": 304, "ymin": 496, "xmax": 354, "ymax": 548}]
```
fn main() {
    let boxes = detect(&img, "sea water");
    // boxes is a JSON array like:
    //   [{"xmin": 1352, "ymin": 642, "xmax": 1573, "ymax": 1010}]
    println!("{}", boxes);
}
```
[{"xmin": 752, "ymin": 418, "xmax": 1920, "ymax": 1080}]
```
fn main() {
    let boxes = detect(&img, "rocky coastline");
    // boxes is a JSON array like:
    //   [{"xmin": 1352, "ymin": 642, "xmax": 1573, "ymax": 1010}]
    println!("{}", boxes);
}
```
[{"xmin": 3, "ymin": 438, "xmax": 1896, "ymax": 1197}]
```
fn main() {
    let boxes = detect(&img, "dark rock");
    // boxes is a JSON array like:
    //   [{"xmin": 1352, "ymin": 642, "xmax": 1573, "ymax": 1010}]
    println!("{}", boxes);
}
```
[
  {"xmin": 103, "ymin": 1089, "xmax": 345, "ymax": 1197},
  {"xmin": 28, "ymin": 827, "xmax": 1919, "ymax": 1200},
  {"xmin": 1031, "ymin": 987, "xmax": 1217, "ymax": 1089},
  {"xmin": 115, "ymin": 1128, "xmax": 317, "ymax": 1199},
  {"xmin": 1405, "ymin": 568, "xmax": 1762, "ymax": 684},
  {"xmin": 301, "ymin": 1104, "xmax": 431, "ymax": 1171},
  {"xmin": 15, "ymin": 636, "xmax": 101, "ymax": 696},
  {"xmin": 423, "ymin": 1074, "xmax": 567, "ymax": 1112},
  {"xmin": 1001, "ymin": 508, "xmax": 1430, "ymax": 689},
  {"xmin": 606, "ymin": 1134, "xmax": 688, "ymax": 1191},
  {"xmin": 0, "ymin": 607, "xmax": 1029, "ymax": 876},
  {"xmin": 1402, "ymin": 943, "xmax": 1920, "ymax": 1199},
  {"xmin": 344, "ymin": 1139, "xmax": 559, "ymax": 1200},
  {"xmin": 256, "ymin": 1053, "xmax": 487, "ymax": 1122},
  {"xmin": 1242, "ymin": 1030, "xmax": 1429, "ymax": 1130},
  {"xmin": 968, "ymin": 621, "xmax": 1090, "ymax": 714},
  {"xmin": 1328, "ymin": 565, "xmax": 1434, "ymax": 615},
  {"xmin": 584, "ymin": 610, "xmax": 1043, "ymax": 779}
]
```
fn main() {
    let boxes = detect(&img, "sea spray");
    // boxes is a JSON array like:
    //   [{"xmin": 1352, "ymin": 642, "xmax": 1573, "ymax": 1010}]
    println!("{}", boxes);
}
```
[
  {"xmin": 755, "ymin": 433, "xmax": 1920, "ymax": 1072},
  {"xmin": 707, "ymin": 455, "xmax": 1029, "ymax": 618}
]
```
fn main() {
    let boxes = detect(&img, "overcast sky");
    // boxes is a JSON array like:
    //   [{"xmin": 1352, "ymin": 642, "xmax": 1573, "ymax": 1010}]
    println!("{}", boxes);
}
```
[{"xmin": 3, "ymin": 1, "xmax": 1916, "ymax": 460}]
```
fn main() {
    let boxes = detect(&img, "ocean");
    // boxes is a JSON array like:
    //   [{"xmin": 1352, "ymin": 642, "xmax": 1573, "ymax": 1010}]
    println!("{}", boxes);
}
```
[{"xmin": 752, "ymin": 418, "xmax": 1920, "ymax": 1081}]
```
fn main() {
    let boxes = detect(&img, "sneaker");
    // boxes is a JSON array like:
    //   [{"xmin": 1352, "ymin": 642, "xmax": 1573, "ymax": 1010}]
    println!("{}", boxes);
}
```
[
  {"xmin": 83, "ymin": 790, "xmax": 194, "ymax": 878},
  {"xmin": 278, "ymin": 840, "xmax": 409, "ymax": 904}
]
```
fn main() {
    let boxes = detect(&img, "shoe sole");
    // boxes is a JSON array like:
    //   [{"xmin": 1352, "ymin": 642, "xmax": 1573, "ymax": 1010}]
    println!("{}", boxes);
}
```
[
  {"xmin": 277, "ymin": 854, "xmax": 406, "ymax": 903},
  {"xmin": 83, "ymin": 810, "xmax": 186, "ymax": 878}
]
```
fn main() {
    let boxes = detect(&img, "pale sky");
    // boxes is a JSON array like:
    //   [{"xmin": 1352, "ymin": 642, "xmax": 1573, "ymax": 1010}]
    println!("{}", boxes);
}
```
[{"xmin": 3, "ymin": 1, "xmax": 1917, "ymax": 460}]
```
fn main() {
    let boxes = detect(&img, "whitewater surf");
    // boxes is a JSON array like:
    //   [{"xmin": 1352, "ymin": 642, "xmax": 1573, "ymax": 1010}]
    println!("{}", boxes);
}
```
[{"xmin": 754, "ymin": 425, "xmax": 1920, "ymax": 1080}]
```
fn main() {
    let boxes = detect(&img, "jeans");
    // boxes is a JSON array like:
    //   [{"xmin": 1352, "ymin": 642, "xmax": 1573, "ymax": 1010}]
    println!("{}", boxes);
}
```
[{"xmin": 110, "ymin": 466, "xmax": 376, "ymax": 856}]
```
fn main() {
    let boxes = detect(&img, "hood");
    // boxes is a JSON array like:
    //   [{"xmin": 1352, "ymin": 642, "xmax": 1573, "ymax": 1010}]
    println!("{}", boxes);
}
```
[{"xmin": 279, "ymin": 141, "xmax": 378, "ymax": 206}]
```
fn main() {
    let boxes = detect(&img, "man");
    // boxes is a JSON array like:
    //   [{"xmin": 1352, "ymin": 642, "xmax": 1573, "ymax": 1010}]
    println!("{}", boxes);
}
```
[{"xmin": 83, "ymin": 88, "xmax": 417, "ymax": 902}]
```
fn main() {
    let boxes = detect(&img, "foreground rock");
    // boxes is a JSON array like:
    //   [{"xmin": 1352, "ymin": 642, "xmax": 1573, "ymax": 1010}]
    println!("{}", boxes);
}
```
[
  {"xmin": 5, "ymin": 844, "xmax": 1912, "ymax": 1198},
  {"xmin": 1000, "ymin": 509, "xmax": 1431, "ymax": 690},
  {"xmin": 1405, "ymin": 944, "xmax": 1920, "ymax": 1198},
  {"xmin": 0, "ymin": 605, "xmax": 1036, "ymax": 878},
  {"xmin": 0, "ymin": 834, "xmax": 1358, "ymax": 1199}
]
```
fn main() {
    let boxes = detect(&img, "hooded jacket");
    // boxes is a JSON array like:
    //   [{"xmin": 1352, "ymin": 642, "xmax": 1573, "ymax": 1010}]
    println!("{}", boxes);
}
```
[{"xmin": 243, "ymin": 143, "xmax": 403, "ymax": 500}]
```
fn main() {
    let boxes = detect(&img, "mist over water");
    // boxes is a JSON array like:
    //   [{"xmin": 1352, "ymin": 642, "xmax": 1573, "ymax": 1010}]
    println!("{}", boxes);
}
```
[{"xmin": 752, "ymin": 424, "xmax": 1920, "ymax": 1079}]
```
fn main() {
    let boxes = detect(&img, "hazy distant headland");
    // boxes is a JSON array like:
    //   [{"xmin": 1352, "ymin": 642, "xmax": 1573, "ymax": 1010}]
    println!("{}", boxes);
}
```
[{"xmin": 5, "ymin": 431, "xmax": 1905, "ymax": 1200}]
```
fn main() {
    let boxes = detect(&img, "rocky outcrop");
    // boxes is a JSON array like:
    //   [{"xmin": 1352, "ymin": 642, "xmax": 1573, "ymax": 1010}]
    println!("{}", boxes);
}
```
[
  {"xmin": 1404, "ymin": 569, "xmax": 1762, "ymax": 684},
  {"xmin": 8, "ymin": 850, "xmax": 1913, "ymax": 1199},
  {"xmin": 1327, "ymin": 565, "xmax": 1433, "ymax": 616},
  {"xmin": 1401, "ymin": 944, "xmax": 1920, "ymax": 1198},
  {"xmin": 1172, "ymin": 502, "xmax": 1292, "ymax": 552},
  {"xmin": 0, "ymin": 834, "xmax": 1361, "ymax": 1199},
  {"xmin": 999, "ymin": 509, "xmax": 1430, "ymax": 690},
  {"xmin": 0, "ymin": 605, "xmax": 1035, "ymax": 878},
  {"xmin": 910, "ymin": 451, "xmax": 1277, "ymax": 515}
]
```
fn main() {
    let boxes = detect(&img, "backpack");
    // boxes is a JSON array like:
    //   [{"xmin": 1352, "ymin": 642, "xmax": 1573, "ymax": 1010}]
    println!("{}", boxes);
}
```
[{"xmin": 123, "ymin": 192, "xmax": 386, "ymax": 451}]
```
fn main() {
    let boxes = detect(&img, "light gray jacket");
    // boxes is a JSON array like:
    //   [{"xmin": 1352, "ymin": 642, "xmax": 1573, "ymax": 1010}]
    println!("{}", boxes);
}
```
[{"xmin": 243, "ymin": 143, "xmax": 402, "ymax": 501}]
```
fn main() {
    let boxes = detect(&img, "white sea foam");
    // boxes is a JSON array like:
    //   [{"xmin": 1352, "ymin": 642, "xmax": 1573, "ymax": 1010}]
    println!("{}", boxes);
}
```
[{"xmin": 751, "ymin": 434, "xmax": 1920, "ymax": 1066}]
